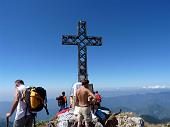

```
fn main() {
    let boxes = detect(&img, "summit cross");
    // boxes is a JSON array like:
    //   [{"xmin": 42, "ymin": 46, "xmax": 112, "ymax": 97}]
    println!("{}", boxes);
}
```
[{"xmin": 62, "ymin": 21, "xmax": 102, "ymax": 82}]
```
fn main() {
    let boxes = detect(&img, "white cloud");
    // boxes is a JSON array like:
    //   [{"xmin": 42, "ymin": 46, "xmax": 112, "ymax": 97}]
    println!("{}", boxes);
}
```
[{"xmin": 142, "ymin": 85, "xmax": 170, "ymax": 89}]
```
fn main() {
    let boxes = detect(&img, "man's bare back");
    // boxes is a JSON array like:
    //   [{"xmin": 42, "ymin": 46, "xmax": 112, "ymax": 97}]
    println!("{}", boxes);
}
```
[
  {"xmin": 76, "ymin": 86, "xmax": 96, "ymax": 107},
  {"xmin": 76, "ymin": 79, "xmax": 96, "ymax": 127}
]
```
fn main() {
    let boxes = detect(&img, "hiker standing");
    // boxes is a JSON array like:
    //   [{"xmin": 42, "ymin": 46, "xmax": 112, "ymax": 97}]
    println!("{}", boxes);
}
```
[
  {"xmin": 62, "ymin": 91, "xmax": 67, "ymax": 109},
  {"xmin": 6, "ymin": 80, "xmax": 33, "ymax": 127},
  {"xmin": 56, "ymin": 91, "xmax": 67, "ymax": 111},
  {"xmin": 76, "ymin": 79, "xmax": 96, "ymax": 127},
  {"xmin": 95, "ymin": 91, "xmax": 102, "ymax": 107}
]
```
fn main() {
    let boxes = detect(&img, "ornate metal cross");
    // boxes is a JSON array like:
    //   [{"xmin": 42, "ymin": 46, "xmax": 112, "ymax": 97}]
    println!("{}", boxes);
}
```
[{"xmin": 62, "ymin": 21, "xmax": 102, "ymax": 82}]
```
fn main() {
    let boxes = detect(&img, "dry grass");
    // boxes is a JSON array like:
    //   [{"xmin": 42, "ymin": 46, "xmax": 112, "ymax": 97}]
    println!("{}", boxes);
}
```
[{"xmin": 145, "ymin": 122, "xmax": 170, "ymax": 127}]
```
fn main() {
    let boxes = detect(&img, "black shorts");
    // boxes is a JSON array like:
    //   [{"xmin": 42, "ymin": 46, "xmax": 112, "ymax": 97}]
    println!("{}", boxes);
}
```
[{"xmin": 13, "ymin": 115, "xmax": 33, "ymax": 127}]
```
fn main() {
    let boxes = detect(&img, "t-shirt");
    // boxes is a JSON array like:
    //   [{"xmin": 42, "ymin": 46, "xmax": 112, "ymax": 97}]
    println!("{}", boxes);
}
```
[
  {"xmin": 15, "ymin": 85, "xmax": 30, "ymax": 120},
  {"xmin": 63, "ymin": 96, "xmax": 67, "ymax": 103},
  {"xmin": 57, "ymin": 96, "xmax": 66, "ymax": 105},
  {"xmin": 95, "ymin": 93, "xmax": 102, "ymax": 102}
]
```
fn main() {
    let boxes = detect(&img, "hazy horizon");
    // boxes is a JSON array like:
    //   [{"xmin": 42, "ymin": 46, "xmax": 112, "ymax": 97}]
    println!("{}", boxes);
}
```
[{"xmin": 1, "ymin": 84, "xmax": 170, "ymax": 101}]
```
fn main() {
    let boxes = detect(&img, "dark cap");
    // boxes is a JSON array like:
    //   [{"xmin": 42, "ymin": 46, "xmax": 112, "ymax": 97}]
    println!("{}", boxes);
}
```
[{"xmin": 15, "ymin": 80, "xmax": 24, "ymax": 85}]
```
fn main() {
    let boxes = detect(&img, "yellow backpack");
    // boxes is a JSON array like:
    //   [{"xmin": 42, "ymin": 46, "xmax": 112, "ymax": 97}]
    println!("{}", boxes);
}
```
[{"xmin": 22, "ymin": 87, "xmax": 49, "ymax": 114}]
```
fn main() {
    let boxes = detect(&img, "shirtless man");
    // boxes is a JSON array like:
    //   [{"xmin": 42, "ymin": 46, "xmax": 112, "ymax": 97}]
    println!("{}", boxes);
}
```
[{"xmin": 76, "ymin": 79, "xmax": 96, "ymax": 127}]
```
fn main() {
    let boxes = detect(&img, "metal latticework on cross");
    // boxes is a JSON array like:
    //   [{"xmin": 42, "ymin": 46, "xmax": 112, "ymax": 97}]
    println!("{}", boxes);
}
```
[{"xmin": 62, "ymin": 21, "xmax": 102, "ymax": 82}]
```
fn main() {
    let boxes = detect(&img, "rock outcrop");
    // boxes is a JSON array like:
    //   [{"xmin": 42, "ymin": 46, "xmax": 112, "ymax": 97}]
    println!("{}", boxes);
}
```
[
  {"xmin": 46, "ymin": 109, "xmax": 145, "ymax": 127},
  {"xmin": 116, "ymin": 112, "xmax": 144, "ymax": 127}
]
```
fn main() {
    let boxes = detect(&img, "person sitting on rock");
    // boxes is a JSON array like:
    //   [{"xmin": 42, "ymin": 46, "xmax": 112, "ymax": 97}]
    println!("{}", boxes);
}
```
[{"xmin": 95, "ymin": 91, "xmax": 102, "ymax": 107}]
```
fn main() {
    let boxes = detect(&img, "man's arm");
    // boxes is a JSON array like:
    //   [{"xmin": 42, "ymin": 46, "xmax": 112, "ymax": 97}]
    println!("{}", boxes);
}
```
[
  {"xmin": 75, "ymin": 90, "xmax": 79, "ymax": 105},
  {"xmin": 6, "ymin": 89, "xmax": 19, "ymax": 118},
  {"xmin": 87, "ymin": 89, "xmax": 96, "ymax": 100},
  {"xmin": 65, "ymin": 96, "xmax": 67, "ymax": 107}
]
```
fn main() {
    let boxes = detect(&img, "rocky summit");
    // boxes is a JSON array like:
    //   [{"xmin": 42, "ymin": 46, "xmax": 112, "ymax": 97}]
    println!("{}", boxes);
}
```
[
  {"xmin": 36, "ymin": 110, "xmax": 146, "ymax": 127},
  {"xmin": 116, "ymin": 112, "xmax": 144, "ymax": 127},
  {"xmin": 35, "ymin": 110, "xmax": 170, "ymax": 127}
]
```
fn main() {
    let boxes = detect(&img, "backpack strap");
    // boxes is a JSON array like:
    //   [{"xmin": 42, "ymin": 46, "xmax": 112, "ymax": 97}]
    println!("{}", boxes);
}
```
[
  {"xmin": 44, "ymin": 96, "xmax": 49, "ymax": 115},
  {"xmin": 25, "ymin": 88, "xmax": 31, "ymax": 119},
  {"xmin": 32, "ymin": 113, "xmax": 37, "ymax": 127},
  {"xmin": 44, "ymin": 104, "xmax": 49, "ymax": 115}
]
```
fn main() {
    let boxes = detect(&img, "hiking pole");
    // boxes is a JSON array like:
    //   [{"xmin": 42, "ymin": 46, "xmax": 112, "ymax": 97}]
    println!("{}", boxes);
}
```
[{"xmin": 6, "ymin": 117, "xmax": 9, "ymax": 127}]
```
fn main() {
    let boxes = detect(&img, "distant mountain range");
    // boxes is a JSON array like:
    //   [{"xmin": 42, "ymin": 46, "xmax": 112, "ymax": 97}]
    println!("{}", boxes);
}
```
[
  {"xmin": 102, "ymin": 91, "xmax": 170, "ymax": 123},
  {"xmin": 1, "ymin": 88, "xmax": 170, "ymax": 124},
  {"xmin": 140, "ymin": 115, "xmax": 170, "ymax": 124}
]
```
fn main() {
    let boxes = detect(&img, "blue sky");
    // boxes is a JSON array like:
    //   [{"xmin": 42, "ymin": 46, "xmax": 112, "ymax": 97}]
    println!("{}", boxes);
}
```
[{"xmin": 0, "ymin": 0, "xmax": 170, "ymax": 100}]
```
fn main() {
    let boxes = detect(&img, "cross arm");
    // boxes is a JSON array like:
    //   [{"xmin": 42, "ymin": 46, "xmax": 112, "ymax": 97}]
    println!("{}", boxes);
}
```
[
  {"xmin": 62, "ymin": 35, "xmax": 78, "ymax": 45},
  {"xmin": 86, "ymin": 36, "xmax": 102, "ymax": 46}
]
